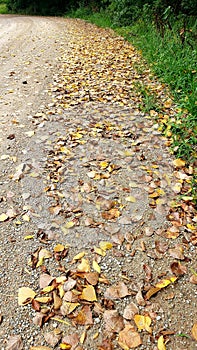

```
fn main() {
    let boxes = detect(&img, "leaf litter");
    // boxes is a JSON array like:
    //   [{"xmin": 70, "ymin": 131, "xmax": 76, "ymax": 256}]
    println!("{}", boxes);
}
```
[{"xmin": 0, "ymin": 18, "xmax": 196, "ymax": 350}]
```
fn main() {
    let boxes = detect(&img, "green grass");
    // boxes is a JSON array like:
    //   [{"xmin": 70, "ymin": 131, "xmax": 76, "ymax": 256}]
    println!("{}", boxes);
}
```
[{"xmin": 0, "ymin": 3, "xmax": 8, "ymax": 13}]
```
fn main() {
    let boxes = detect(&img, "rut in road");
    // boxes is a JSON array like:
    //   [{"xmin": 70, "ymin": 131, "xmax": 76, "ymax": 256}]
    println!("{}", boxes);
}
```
[{"xmin": 0, "ymin": 16, "xmax": 196, "ymax": 350}]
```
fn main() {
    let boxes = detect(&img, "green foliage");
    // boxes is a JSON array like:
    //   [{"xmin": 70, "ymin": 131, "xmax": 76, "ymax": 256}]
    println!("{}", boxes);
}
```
[{"xmin": 0, "ymin": 3, "xmax": 8, "ymax": 13}]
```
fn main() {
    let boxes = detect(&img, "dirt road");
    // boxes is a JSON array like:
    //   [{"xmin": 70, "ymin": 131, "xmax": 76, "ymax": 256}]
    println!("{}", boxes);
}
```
[{"xmin": 0, "ymin": 15, "xmax": 196, "ymax": 350}]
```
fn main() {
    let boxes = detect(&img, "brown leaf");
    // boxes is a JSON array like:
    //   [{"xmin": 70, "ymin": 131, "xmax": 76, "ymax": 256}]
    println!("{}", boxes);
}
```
[
  {"xmin": 98, "ymin": 338, "xmax": 113, "ymax": 350},
  {"xmin": 190, "ymin": 275, "xmax": 197, "ymax": 284},
  {"xmin": 103, "ymin": 310, "xmax": 124, "ymax": 333},
  {"xmin": 155, "ymin": 240, "xmax": 168, "ymax": 254},
  {"xmin": 123, "ymin": 302, "xmax": 139, "ymax": 320},
  {"xmin": 143, "ymin": 264, "xmax": 152, "ymax": 282},
  {"xmin": 32, "ymin": 312, "xmax": 45, "ymax": 327},
  {"xmin": 85, "ymin": 272, "xmax": 99, "ymax": 285},
  {"xmin": 135, "ymin": 290, "xmax": 146, "ymax": 306},
  {"xmin": 118, "ymin": 325, "xmax": 142, "ymax": 349},
  {"xmin": 6, "ymin": 335, "xmax": 23, "ymax": 350},
  {"xmin": 63, "ymin": 277, "xmax": 77, "ymax": 291},
  {"xmin": 80, "ymin": 285, "xmax": 97, "ymax": 302},
  {"xmin": 30, "ymin": 347, "xmax": 52, "ymax": 350},
  {"xmin": 72, "ymin": 305, "xmax": 93, "ymax": 326},
  {"xmin": 104, "ymin": 282, "xmax": 130, "ymax": 299},
  {"xmin": 170, "ymin": 262, "xmax": 187, "ymax": 276},
  {"xmin": 168, "ymin": 245, "xmax": 184, "ymax": 260},
  {"xmin": 61, "ymin": 333, "xmax": 79, "ymax": 350},
  {"xmin": 192, "ymin": 323, "xmax": 197, "ymax": 341},
  {"xmin": 44, "ymin": 331, "xmax": 62, "ymax": 347},
  {"xmin": 39, "ymin": 273, "xmax": 54, "ymax": 289}
]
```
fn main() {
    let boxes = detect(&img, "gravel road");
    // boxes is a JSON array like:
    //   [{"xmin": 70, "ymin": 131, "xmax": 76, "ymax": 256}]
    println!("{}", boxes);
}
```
[{"xmin": 0, "ymin": 15, "xmax": 196, "ymax": 350}]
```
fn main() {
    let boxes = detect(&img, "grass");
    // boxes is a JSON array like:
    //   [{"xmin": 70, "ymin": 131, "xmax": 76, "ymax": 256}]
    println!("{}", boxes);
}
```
[{"xmin": 0, "ymin": 3, "xmax": 8, "ymax": 13}]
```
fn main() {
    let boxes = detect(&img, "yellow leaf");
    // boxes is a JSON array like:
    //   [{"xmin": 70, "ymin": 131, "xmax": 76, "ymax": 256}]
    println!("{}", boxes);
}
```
[
  {"xmin": 22, "ymin": 214, "xmax": 30, "ymax": 222},
  {"xmin": 0, "ymin": 213, "xmax": 9, "ymax": 222},
  {"xmin": 81, "ymin": 285, "xmax": 97, "ymax": 302},
  {"xmin": 94, "ymin": 246, "xmax": 106, "ymax": 256},
  {"xmin": 51, "ymin": 317, "xmax": 70, "ymax": 326},
  {"xmin": 92, "ymin": 332, "xmax": 99, "ymax": 340},
  {"xmin": 156, "ymin": 276, "xmax": 177, "ymax": 289},
  {"xmin": 73, "ymin": 251, "xmax": 86, "ymax": 261},
  {"xmin": 18, "ymin": 287, "xmax": 36, "ymax": 305},
  {"xmin": 192, "ymin": 323, "xmax": 197, "ymax": 341},
  {"xmin": 41, "ymin": 286, "xmax": 55, "ymax": 293},
  {"xmin": 59, "ymin": 146, "xmax": 70, "ymax": 154},
  {"xmin": 24, "ymin": 235, "xmax": 34, "ymax": 240},
  {"xmin": 77, "ymin": 258, "xmax": 90, "ymax": 272},
  {"xmin": 36, "ymin": 257, "xmax": 44, "ymax": 267},
  {"xmin": 80, "ymin": 331, "xmax": 86, "ymax": 344},
  {"xmin": 65, "ymin": 221, "xmax": 75, "ymax": 229},
  {"xmin": 54, "ymin": 244, "xmax": 65, "ymax": 252},
  {"xmin": 173, "ymin": 159, "xmax": 186, "ymax": 168},
  {"xmin": 125, "ymin": 196, "xmax": 136, "ymax": 203},
  {"xmin": 158, "ymin": 335, "xmax": 166, "ymax": 350},
  {"xmin": 59, "ymin": 344, "xmax": 71, "ymax": 350},
  {"xmin": 35, "ymin": 296, "xmax": 52, "ymax": 303},
  {"xmin": 61, "ymin": 302, "xmax": 80, "ymax": 315},
  {"xmin": 25, "ymin": 130, "xmax": 35, "ymax": 137},
  {"xmin": 99, "ymin": 241, "xmax": 113, "ymax": 251},
  {"xmin": 93, "ymin": 260, "xmax": 101, "ymax": 273},
  {"xmin": 39, "ymin": 248, "xmax": 52, "ymax": 259},
  {"xmin": 99, "ymin": 161, "xmax": 109, "ymax": 169},
  {"xmin": 134, "ymin": 314, "xmax": 152, "ymax": 333}
]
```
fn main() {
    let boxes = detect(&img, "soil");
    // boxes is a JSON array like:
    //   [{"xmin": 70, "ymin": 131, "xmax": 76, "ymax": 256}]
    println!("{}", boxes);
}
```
[{"xmin": 0, "ymin": 15, "xmax": 196, "ymax": 350}]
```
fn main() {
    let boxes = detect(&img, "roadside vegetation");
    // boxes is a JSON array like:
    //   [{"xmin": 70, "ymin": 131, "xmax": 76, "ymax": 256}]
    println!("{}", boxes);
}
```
[{"xmin": 2, "ymin": 0, "xmax": 197, "ymax": 202}]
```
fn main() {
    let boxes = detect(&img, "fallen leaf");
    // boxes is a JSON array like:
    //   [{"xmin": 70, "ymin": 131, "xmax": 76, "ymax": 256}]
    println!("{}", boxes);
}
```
[
  {"xmin": 77, "ymin": 258, "xmax": 90, "ymax": 272},
  {"xmin": 60, "ymin": 302, "xmax": 80, "ymax": 316},
  {"xmin": 156, "ymin": 276, "xmax": 177, "ymax": 289},
  {"xmin": 99, "ymin": 241, "xmax": 113, "ymax": 251},
  {"xmin": 39, "ymin": 274, "xmax": 54, "ymax": 289},
  {"xmin": 134, "ymin": 314, "xmax": 152, "ymax": 333},
  {"xmin": 190, "ymin": 275, "xmax": 197, "ymax": 284},
  {"xmin": 61, "ymin": 333, "xmax": 79, "ymax": 350},
  {"xmin": 170, "ymin": 262, "xmax": 187, "ymax": 275},
  {"xmin": 118, "ymin": 325, "xmax": 142, "ymax": 349},
  {"xmin": 157, "ymin": 335, "xmax": 166, "ymax": 350},
  {"xmin": 125, "ymin": 196, "xmax": 136, "ymax": 203},
  {"xmin": 18, "ymin": 287, "xmax": 36, "ymax": 305},
  {"xmin": 6, "ymin": 335, "xmax": 23, "ymax": 350},
  {"xmin": 44, "ymin": 331, "xmax": 62, "ymax": 347},
  {"xmin": 192, "ymin": 323, "xmax": 197, "ymax": 341},
  {"xmin": 0, "ymin": 213, "xmax": 9, "ymax": 222},
  {"xmin": 173, "ymin": 159, "xmax": 186, "ymax": 168},
  {"xmin": 92, "ymin": 260, "xmax": 101, "ymax": 273},
  {"xmin": 85, "ymin": 272, "xmax": 99, "ymax": 285},
  {"xmin": 80, "ymin": 285, "xmax": 97, "ymax": 301},
  {"xmin": 65, "ymin": 221, "xmax": 75, "ymax": 229},
  {"xmin": 54, "ymin": 244, "xmax": 65, "ymax": 252},
  {"xmin": 123, "ymin": 302, "xmax": 139, "ymax": 320},
  {"xmin": 103, "ymin": 309, "xmax": 124, "ymax": 333},
  {"xmin": 73, "ymin": 251, "xmax": 86, "ymax": 261},
  {"xmin": 104, "ymin": 282, "xmax": 130, "ymax": 299},
  {"xmin": 168, "ymin": 245, "xmax": 184, "ymax": 260},
  {"xmin": 63, "ymin": 278, "xmax": 77, "ymax": 291},
  {"xmin": 72, "ymin": 305, "xmax": 93, "ymax": 325}
]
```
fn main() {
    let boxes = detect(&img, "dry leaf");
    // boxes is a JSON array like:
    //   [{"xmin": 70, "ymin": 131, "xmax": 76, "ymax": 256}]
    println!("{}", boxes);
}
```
[
  {"xmin": 103, "ymin": 309, "xmax": 124, "ymax": 333},
  {"xmin": 99, "ymin": 241, "xmax": 113, "ymax": 251},
  {"xmin": 18, "ymin": 287, "xmax": 36, "ymax": 305},
  {"xmin": 60, "ymin": 302, "xmax": 80, "ymax": 316},
  {"xmin": 44, "ymin": 331, "xmax": 62, "ymax": 347},
  {"xmin": 72, "ymin": 305, "xmax": 93, "ymax": 325},
  {"xmin": 77, "ymin": 258, "xmax": 90, "ymax": 272},
  {"xmin": 6, "ymin": 335, "xmax": 23, "ymax": 350},
  {"xmin": 73, "ymin": 251, "xmax": 86, "ymax": 261},
  {"xmin": 63, "ymin": 278, "xmax": 77, "ymax": 291},
  {"xmin": 85, "ymin": 272, "xmax": 99, "ymax": 286},
  {"xmin": 93, "ymin": 260, "xmax": 101, "ymax": 273},
  {"xmin": 54, "ymin": 244, "xmax": 65, "ymax": 252},
  {"xmin": 157, "ymin": 335, "xmax": 166, "ymax": 350},
  {"xmin": 125, "ymin": 196, "xmax": 136, "ymax": 203},
  {"xmin": 61, "ymin": 333, "xmax": 79, "ymax": 350},
  {"xmin": 190, "ymin": 275, "xmax": 197, "ymax": 284},
  {"xmin": 118, "ymin": 325, "xmax": 142, "ymax": 349},
  {"xmin": 39, "ymin": 273, "xmax": 54, "ymax": 289},
  {"xmin": 170, "ymin": 262, "xmax": 187, "ymax": 275},
  {"xmin": 104, "ymin": 282, "xmax": 130, "ymax": 299},
  {"xmin": 0, "ymin": 213, "xmax": 9, "ymax": 222},
  {"xmin": 192, "ymin": 323, "xmax": 197, "ymax": 340},
  {"xmin": 80, "ymin": 285, "xmax": 97, "ymax": 302},
  {"xmin": 173, "ymin": 159, "xmax": 186, "ymax": 168},
  {"xmin": 168, "ymin": 245, "xmax": 184, "ymax": 260},
  {"xmin": 123, "ymin": 302, "xmax": 139, "ymax": 320},
  {"xmin": 134, "ymin": 314, "xmax": 152, "ymax": 333}
]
